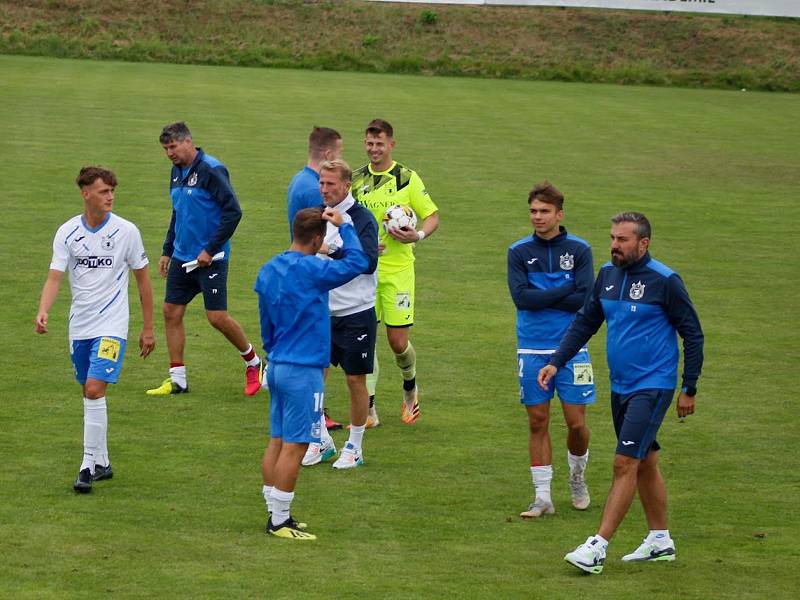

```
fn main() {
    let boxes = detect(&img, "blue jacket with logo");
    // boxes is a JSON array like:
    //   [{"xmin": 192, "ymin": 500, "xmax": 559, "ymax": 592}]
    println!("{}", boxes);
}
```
[
  {"xmin": 255, "ymin": 223, "xmax": 368, "ymax": 368},
  {"xmin": 550, "ymin": 251, "xmax": 704, "ymax": 394},
  {"xmin": 162, "ymin": 148, "xmax": 242, "ymax": 262},
  {"xmin": 508, "ymin": 228, "xmax": 594, "ymax": 350}
]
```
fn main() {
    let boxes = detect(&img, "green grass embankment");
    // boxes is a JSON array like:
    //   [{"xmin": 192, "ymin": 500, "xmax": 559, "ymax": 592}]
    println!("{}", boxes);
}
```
[{"xmin": 1, "ymin": 0, "xmax": 799, "ymax": 91}]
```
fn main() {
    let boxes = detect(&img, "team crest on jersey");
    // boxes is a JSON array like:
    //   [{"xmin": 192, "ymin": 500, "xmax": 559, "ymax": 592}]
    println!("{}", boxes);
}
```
[
  {"xmin": 559, "ymin": 253, "xmax": 574, "ymax": 270},
  {"xmin": 101, "ymin": 236, "xmax": 114, "ymax": 251},
  {"xmin": 629, "ymin": 281, "xmax": 646, "ymax": 300},
  {"xmin": 188, "ymin": 172, "xmax": 198, "ymax": 187}
]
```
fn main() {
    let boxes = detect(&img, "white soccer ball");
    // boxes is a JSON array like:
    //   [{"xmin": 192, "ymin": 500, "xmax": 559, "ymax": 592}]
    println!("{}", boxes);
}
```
[{"xmin": 382, "ymin": 204, "xmax": 417, "ymax": 234}]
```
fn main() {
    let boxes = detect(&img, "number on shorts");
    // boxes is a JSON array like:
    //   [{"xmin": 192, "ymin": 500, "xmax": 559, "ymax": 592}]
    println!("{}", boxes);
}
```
[
  {"xmin": 518, "ymin": 358, "xmax": 524, "ymax": 377},
  {"xmin": 314, "ymin": 392, "xmax": 324, "ymax": 412}
]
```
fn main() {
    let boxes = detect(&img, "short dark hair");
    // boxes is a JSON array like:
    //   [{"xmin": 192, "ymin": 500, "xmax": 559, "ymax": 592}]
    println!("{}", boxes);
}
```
[
  {"xmin": 292, "ymin": 207, "xmax": 327, "ymax": 244},
  {"xmin": 366, "ymin": 118, "xmax": 393, "ymax": 138},
  {"xmin": 528, "ymin": 181, "xmax": 564, "ymax": 210},
  {"xmin": 611, "ymin": 211, "xmax": 651, "ymax": 239},
  {"xmin": 76, "ymin": 166, "xmax": 117, "ymax": 189},
  {"xmin": 319, "ymin": 158, "xmax": 352, "ymax": 183},
  {"xmin": 309, "ymin": 126, "xmax": 341, "ymax": 161},
  {"xmin": 160, "ymin": 122, "xmax": 192, "ymax": 144}
]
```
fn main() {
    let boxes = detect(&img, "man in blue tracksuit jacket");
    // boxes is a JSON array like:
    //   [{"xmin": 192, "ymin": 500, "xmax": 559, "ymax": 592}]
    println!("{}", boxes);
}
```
[
  {"xmin": 540, "ymin": 212, "xmax": 704, "ymax": 574},
  {"xmin": 147, "ymin": 122, "xmax": 262, "ymax": 398},
  {"xmin": 255, "ymin": 206, "xmax": 368, "ymax": 540},
  {"xmin": 507, "ymin": 181, "xmax": 596, "ymax": 520}
]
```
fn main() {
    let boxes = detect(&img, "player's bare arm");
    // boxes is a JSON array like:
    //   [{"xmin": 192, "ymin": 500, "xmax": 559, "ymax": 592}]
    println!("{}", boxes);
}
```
[
  {"xmin": 133, "ymin": 267, "xmax": 156, "ymax": 358},
  {"xmin": 34, "ymin": 269, "xmax": 64, "ymax": 334},
  {"xmin": 388, "ymin": 211, "xmax": 439, "ymax": 243}
]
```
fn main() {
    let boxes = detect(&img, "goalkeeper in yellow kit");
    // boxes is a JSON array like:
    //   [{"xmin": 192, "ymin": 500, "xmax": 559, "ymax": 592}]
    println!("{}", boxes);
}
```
[{"xmin": 351, "ymin": 119, "xmax": 439, "ymax": 425}]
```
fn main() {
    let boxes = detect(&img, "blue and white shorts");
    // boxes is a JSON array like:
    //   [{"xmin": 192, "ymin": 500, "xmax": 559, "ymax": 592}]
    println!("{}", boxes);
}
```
[
  {"xmin": 70, "ymin": 336, "xmax": 127, "ymax": 385},
  {"xmin": 266, "ymin": 362, "xmax": 324, "ymax": 444},
  {"xmin": 518, "ymin": 349, "xmax": 596, "ymax": 406}
]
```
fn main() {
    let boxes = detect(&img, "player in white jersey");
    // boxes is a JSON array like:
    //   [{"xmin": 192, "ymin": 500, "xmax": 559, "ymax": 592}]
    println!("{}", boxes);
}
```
[{"xmin": 35, "ymin": 166, "xmax": 156, "ymax": 493}]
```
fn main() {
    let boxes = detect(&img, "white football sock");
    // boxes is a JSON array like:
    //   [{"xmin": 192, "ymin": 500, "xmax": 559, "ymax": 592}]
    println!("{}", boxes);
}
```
[
  {"xmin": 568, "ymin": 450, "xmax": 589, "ymax": 476},
  {"xmin": 320, "ymin": 414, "xmax": 332, "ymax": 444},
  {"xmin": 262, "ymin": 485, "xmax": 273, "ymax": 512},
  {"xmin": 348, "ymin": 425, "xmax": 366, "ymax": 450},
  {"xmin": 269, "ymin": 488, "xmax": 294, "ymax": 527},
  {"xmin": 531, "ymin": 465, "xmax": 553, "ymax": 503},
  {"xmin": 646, "ymin": 530, "xmax": 672, "ymax": 545},
  {"xmin": 81, "ymin": 397, "xmax": 107, "ymax": 473},
  {"xmin": 240, "ymin": 344, "xmax": 260, "ymax": 368},
  {"xmin": 170, "ymin": 365, "xmax": 187, "ymax": 388}
]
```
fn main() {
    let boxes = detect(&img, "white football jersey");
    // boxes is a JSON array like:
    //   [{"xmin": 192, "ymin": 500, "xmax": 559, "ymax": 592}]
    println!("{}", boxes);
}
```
[{"xmin": 50, "ymin": 213, "xmax": 148, "ymax": 340}]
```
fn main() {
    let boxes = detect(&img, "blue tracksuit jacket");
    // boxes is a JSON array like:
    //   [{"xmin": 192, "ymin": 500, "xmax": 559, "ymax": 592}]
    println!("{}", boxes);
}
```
[
  {"xmin": 508, "ymin": 227, "xmax": 594, "ymax": 349},
  {"xmin": 550, "ymin": 251, "xmax": 704, "ymax": 393},
  {"xmin": 255, "ymin": 223, "xmax": 367, "ymax": 368},
  {"xmin": 162, "ymin": 148, "xmax": 242, "ymax": 262}
]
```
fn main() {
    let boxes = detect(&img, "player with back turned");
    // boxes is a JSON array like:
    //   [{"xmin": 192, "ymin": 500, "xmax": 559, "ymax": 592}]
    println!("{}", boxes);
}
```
[{"xmin": 350, "ymin": 118, "xmax": 439, "ymax": 425}]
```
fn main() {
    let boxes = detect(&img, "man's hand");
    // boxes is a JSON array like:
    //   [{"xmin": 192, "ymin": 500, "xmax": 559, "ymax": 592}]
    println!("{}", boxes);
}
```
[
  {"xmin": 676, "ymin": 392, "xmax": 696, "ymax": 418},
  {"xmin": 159, "ymin": 255, "xmax": 171, "ymax": 278},
  {"xmin": 139, "ymin": 329, "xmax": 156, "ymax": 358},
  {"xmin": 537, "ymin": 365, "xmax": 557, "ymax": 390},
  {"xmin": 34, "ymin": 311, "xmax": 48, "ymax": 334},
  {"xmin": 322, "ymin": 207, "xmax": 344, "ymax": 227},
  {"xmin": 377, "ymin": 243, "xmax": 386, "ymax": 255},
  {"xmin": 196, "ymin": 250, "xmax": 213, "ymax": 268},
  {"xmin": 387, "ymin": 226, "xmax": 421, "ymax": 244}
]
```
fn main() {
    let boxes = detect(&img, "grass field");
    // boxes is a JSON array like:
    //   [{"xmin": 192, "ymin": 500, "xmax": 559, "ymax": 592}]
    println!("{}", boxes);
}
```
[{"xmin": 1, "ymin": 54, "xmax": 798, "ymax": 598}]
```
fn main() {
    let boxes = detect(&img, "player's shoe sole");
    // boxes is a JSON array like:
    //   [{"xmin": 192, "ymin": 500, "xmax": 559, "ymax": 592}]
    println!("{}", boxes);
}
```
[
  {"xmin": 267, "ymin": 517, "xmax": 317, "ymax": 540},
  {"xmin": 244, "ymin": 362, "xmax": 262, "ymax": 396},
  {"xmin": 92, "ymin": 464, "xmax": 113, "ymax": 482},
  {"xmin": 146, "ymin": 378, "xmax": 188, "ymax": 395},
  {"xmin": 73, "ymin": 468, "xmax": 92, "ymax": 493}
]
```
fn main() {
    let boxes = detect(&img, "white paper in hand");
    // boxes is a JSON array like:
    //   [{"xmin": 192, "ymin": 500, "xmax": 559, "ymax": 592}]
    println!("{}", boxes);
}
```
[{"xmin": 182, "ymin": 251, "xmax": 225, "ymax": 273}]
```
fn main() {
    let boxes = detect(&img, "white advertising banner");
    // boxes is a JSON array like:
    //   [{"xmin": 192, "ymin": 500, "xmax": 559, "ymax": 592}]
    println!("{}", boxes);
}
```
[{"xmin": 368, "ymin": 1, "xmax": 800, "ymax": 18}]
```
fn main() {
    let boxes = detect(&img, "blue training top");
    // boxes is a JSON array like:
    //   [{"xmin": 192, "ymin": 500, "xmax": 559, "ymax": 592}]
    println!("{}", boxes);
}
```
[
  {"xmin": 162, "ymin": 148, "xmax": 242, "ymax": 262},
  {"xmin": 550, "ymin": 251, "xmax": 704, "ymax": 393},
  {"xmin": 287, "ymin": 166, "xmax": 323, "ymax": 239},
  {"xmin": 255, "ymin": 223, "xmax": 368, "ymax": 368},
  {"xmin": 508, "ymin": 227, "xmax": 594, "ymax": 350}
]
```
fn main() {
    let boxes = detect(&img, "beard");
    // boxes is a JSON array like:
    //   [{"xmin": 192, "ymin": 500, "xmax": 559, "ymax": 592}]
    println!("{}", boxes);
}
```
[{"xmin": 611, "ymin": 250, "xmax": 636, "ymax": 268}]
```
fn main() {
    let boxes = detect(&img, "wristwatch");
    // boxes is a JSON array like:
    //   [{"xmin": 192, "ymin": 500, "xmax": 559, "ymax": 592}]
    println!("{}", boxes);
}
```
[
  {"xmin": 681, "ymin": 385, "xmax": 697, "ymax": 397},
  {"xmin": 327, "ymin": 243, "xmax": 340, "ymax": 256}
]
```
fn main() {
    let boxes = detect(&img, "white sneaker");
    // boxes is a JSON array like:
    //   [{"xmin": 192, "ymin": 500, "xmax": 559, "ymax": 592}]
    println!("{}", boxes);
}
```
[
  {"xmin": 301, "ymin": 438, "xmax": 336, "ymax": 467},
  {"xmin": 570, "ymin": 472, "xmax": 591, "ymax": 510},
  {"xmin": 332, "ymin": 442, "xmax": 363, "ymax": 470},
  {"xmin": 520, "ymin": 497, "xmax": 555, "ymax": 518},
  {"xmin": 564, "ymin": 536, "xmax": 606, "ymax": 574},
  {"xmin": 621, "ymin": 538, "xmax": 676, "ymax": 562}
]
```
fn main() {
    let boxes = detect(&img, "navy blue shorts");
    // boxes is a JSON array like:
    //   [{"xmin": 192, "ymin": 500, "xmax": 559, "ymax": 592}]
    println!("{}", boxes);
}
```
[
  {"xmin": 330, "ymin": 307, "xmax": 377, "ymax": 375},
  {"xmin": 165, "ymin": 258, "xmax": 228, "ymax": 310},
  {"xmin": 611, "ymin": 388, "xmax": 674, "ymax": 459}
]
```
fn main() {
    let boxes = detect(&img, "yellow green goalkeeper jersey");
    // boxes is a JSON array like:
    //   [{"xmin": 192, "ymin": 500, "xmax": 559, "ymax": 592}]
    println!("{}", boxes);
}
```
[{"xmin": 351, "ymin": 161, "xmax": 438, "ymax": 273}]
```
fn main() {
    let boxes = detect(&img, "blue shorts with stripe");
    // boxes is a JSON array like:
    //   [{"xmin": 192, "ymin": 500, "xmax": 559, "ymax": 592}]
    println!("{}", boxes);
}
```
[
  {"xmin": 611, "ymin": 388, "xmax": 674, "ymax": 459},
  {"xmin": 70, "ymin": 336, "xmax": 127, "ymax": 385},
  {"xmin": 266, "ymin": 362, "xmax": 324, "ymax": 444},
  {"xmin": 518, "ymin": 350, "xmax": 596, "ymax": 406}
]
